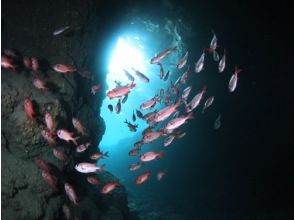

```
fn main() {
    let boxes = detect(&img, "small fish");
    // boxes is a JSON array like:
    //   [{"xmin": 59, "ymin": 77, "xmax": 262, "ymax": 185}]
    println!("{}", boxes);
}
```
[
  {"xmin": 76, "ymin": 142, "xmax": 91, "ymax": 153},
  {"xmin": 132, "ymin": 68, "xmax": 150, "ymax": 83},
  {"xmin": 31, "ymin": 57, "xmax": 40, "ymax": 73},
  {"xmin": 53, "ymin": 148, "xmax": 68, "ymax": 163},
  {"xmin": 42, "ymin": 170, "xmax": 58, "ymax": 191},
  {"xmin": 165, "ymin": 112, "xmax": 194, "ymax": 130},
  {"xmin": 1, "ymin": 55, "xmax": 16, "ymax": 71},
  {"xmin": 136, "ymin": 109, "xmax": 143, "ymax": 119},
  {"xmin": 115, "ymin": 99, "xmax": 121, "ymax": 114},
  {"xmin": 153, "ymin": 100, "xmax": 182, "ymax": 123},
  {"xmin": 129, "ymin": 162, "xmax": 144, "ymax": 171},
  {"xmin": 132, "ymin": 111, "xmax": 136, "ymax": 122},
  {"xmin": 122, "ymin": 94, "xmax": 128, "ymax": 104},
  {"xmin": 172, "ymin": 111, "xmax": 180, "ymax": 119},
  {"xmin": 91, "ymin": 84, "xmax": 100, "ymax": 95},
  {"xmin": 213, "ymin": 50, "xmax": 220, "ymax": 62},
  {"xmin": 128, "ymin": 148, "xmax": 141, "ymax": 156},
  {"xmin": 157, "ymin": 170, "xmax": 166, "ymax": 181},
  {"xmin": 186, "ymin": 86, "xmax": 206, "ymax": 113},
  {"xmin": 229, "ymin": 65, "xmax": 243, "ymax": 92},
  {"xmin": 214, "ymin": 114, "xmax": 222, "ymax": 129},
  {"xmin": 150, "ymin": 46, "xmax": 177, "ymax": 64},
  {"xmin": 101, "ymin": 182, "xmax": 120, "ymax": 194},
  {"xmin": 53, "ymin": 26, "xmax": 70, "ymax": 36},
  {"xmin": 135, "ymin": 171, "xmax": 151, "ymax": 185},
  {"xmin": 106, "ymin": 82, "xmax": 136, "ymax": 99},
  {"xmin": 57, "ymin": 129, "xmax": 79, "ymax": 146},
  {"xmin": 72, "ymin": 118, "xmax": 86, "ymax": 136},
  {"xmin": 35, "ymin": 158, "xmax": 51, "ymax": 173},
  {"xmin": 210, "ymin": 31, "xmax": 218, "ymax": 50},
  {"xmin": 53, "ymin": 64, "xmax": 77, "ymax": 74},
  {"xmin": 62, "ymin": 204, "xmax": 71, "ymax": 220},
  {"xmin": 218, "ymin": 49, "xmax": 226, "ymax": 73},
  {"xmin": 202, "ymin": 96, "xmax": 215, "ymax": 113},
  {"xmin": 23, "ymin": 56, "xmax": 31, "ymax": 70},
  {"xmin": 163, "ymin": 70, "xmax": 170, "ymax": 81},
  {"xmin": 142, "ymin": 130, "xmax": 164, "ymax": 144},
  {"xmin": 74, "ymin": 163, "xmax": 105, "ymax": 173},
  {"xmin": 64, "ymin": 182, "xmax": 78, "ymax": 205},
  {"xmin": 24, "ymin": 97, "xmax": 35, "ymax": 121},
  {"xmin": 33, "ymin": 78, "xmax": 48, "ymax": 91},
  {"xmin": 177, "ymin": 51, "xmax": 189, "ymax": 69},
  {"xmin": 125, "ymin": 119, "xmax": 138, "ymax": 132},
  {"xmin": 90, "ymin": 152, "xmax": 109, "ymax": 160},
  {"xmin": 123, "ymin": 69, "xmax": 135, "ymax": 81},
  {"xmin": 140, "ymin": 151, "xmax": 164, "ymax": 162},
  {"xmin": 163, "ymin": 135, "xmax": 176, "ymax": 147},
  {"xmin": 77, "ymin": 69, "xmax": 94, "ymax": 80},
  {"xmin": 41, "ymin": 129, "xmax": 56, "ymax": 145},
  {"xmin": 140, "ymin": 95, "xmax": 159, "ymax": 110},
  {"xmin": 180, "ymin": 67, "xmax": 190, "ymax": 84},
  {"xmin": 175, "ymin": 130, "xmax": 186, "ymax": 139},
  {"xmin": 158, "ymin": 63, "xmax": 165, "ymax": 79},
  {"xmin": 87, "ymin": 176, "xmax": 100, "ymax": 186},
  {"xmin": 108, "ymin": 104, "xmax": 113, "ymax": 112},
  {"xmin": 195, "ymin": 50, "xmax": 205, "ymax": 73}
]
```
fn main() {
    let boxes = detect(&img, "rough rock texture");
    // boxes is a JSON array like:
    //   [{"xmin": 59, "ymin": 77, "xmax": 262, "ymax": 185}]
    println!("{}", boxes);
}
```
[{"xmin": 2, "ymin": 0, "xmax": 130, "ymax": 219}]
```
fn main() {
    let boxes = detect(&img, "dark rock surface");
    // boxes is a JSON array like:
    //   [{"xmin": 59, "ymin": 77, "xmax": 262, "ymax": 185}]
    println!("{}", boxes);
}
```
[{"xmin": 2, "ymin": 0, "xmax": 131, "ymax": 219}]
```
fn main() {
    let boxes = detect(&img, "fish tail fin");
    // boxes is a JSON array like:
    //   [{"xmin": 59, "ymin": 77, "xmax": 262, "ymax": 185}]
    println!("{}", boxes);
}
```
[
  {"xmin": 158, "ymin": 150, "xmax": 164, "ymax": 159},
  {"xmin": 72, "ymin": 136, "xmax": 80, "ymax": 146},
  {"xmin": 235, "ymin": 65, "xmax": 243, "ymax": 75}
]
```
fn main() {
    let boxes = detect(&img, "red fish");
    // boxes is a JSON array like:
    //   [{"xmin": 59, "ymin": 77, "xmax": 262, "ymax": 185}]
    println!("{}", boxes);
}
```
[
  {"xmin": 101, "ymin": 182, "xmax": 120, "ymax": 194},
  {"xmin": 87, "ymin": 176, "xmax": 100, "ymax": 186},
  {"xmin": 35, "ymin": 157, "xmax": 51, "ymax": 173},
  {"xmin": 90, "ymin": 151, "xmax": 109, "ymax": 160},
  {"xmin": 186, "ymin": 86, "xmax": 206, "ymax": 113},
  {"xmin": 31, "ymin": 57, "xmax": 40, "ymax": 73},
  {"xmin": 135, "ymin": 171, "xmax": 151, "ymax": 185},
  {"xmin": 24, "ymin": 97, "xmax": 35, "ymax": 121},
  {"xmin": 64, "ymin": 182, "xmax": 78, "ymax": 205},
  {"xmin": 129, "ymin": 162, "xmax": 144, "ymax": 171},
  {"xmin": 41, "ymin": 129, "xmax": 56, "ymax": 145},
  {"xmin": 23, "ymin": 56, "xmax": 31, "ymax": 69},
  {"xmin": 33, "ymin": 78, "xmax": 48, "ymax": 91},
  {"xmin": 45, "ymin": 112, "xmax": 55, "ymax": 131},
  {"xmin": 150, "ymin": 47, "xmax": 177, "ymax": 64},
  {"xmin": 177, "ymin": 51, "xmax": 189, "ymax": 69},
  {"xmin": 129, "ymin": 148, "xmax": 141, "ymax": 156},
  {"xmin": 53, "ymin": 148, "xmax": 68, "ymax": 163},
  {"xmin": 106, "ymin": 82, "xmax": 136, "ymax": 99},
  {"xmin": 165, "ymin": 112, "xmax": 194, "ymax": 130},
  {"xmin": 53, "ymin": 64, "xmax": 77, "ymax": 74},
  {"xmin": 229, "ymin": 65, "xmax": 243, "ymax": 92},
  {"xmin": 42, "ymin": 170, "xmax": 58, "ymax": 191},
  {"xmin": 76, "ymin": 142, "xmax": 91, "ymax": 153},
  {"xmin": 140, "ymin": 151, "xmax": 164, "ymax": 162},
  {"xmin": 57, "ymin": 129, "xmax": 79, "ymax": 146},
  {"xmin": 195, "ymin": 50, "xmax": 205, "ymax": 73},
  {"xmin": 72, "ymin": 118, "xmax": 86, "ymax": 136},
  {"xmin": 1, "ymin": 55, "xmax": 16, "ymax": 71}
]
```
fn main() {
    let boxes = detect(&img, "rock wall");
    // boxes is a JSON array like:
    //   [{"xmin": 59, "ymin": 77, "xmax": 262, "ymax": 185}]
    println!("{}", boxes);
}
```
[{"xmin": 2, "ymin": 0, "xmax": 131, "ymax": 219}]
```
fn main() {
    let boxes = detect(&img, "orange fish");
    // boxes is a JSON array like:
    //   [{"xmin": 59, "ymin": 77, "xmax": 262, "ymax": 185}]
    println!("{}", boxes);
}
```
[
  {"xmin": 24, "ymin": 97, "xmax": 35, "ymax": 121},
  {"xmin": 135, "ymin": 171, "xmax": 151, "ymax": 185},
  {"xmin": 101, "ymin": 182, "xmax": 120, "ymax": 194},
  {"xmin": 53, "ymin": 64, "xmax": 77, "ymax": 74}
]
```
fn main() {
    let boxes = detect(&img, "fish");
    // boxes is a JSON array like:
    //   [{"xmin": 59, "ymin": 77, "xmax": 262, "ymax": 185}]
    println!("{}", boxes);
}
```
[
  {"xmin": 136, "ymin": 109, "xmax": 143, "ymax": 119},
  {"xmin": 132, "ymin": 68, "xmax": 150, "ymax": 83},
  {"xmin": 202, "ymin": 96, "xmax": 214, "ymax": 113},
  {"xmin": 106, "ymin": 82, "xmax": 136, "ymax": 99},
  {"xmin": 122, "ymin": 94, "xmax": 128, "ymax": 104},
  {"xmin": 195, "ymin": 50, "xmax": 205, "ymax": 73},
  {"xmin": 24, "ymin": 97, "xmax": 35, "ymax": 121},
  {"xmin": 41, "ymin": 129, "xmax": 56, "ymax": 145},
  {"xmin": 91, "ymin": 84, "xmax": 100, "ymax": 95},
  {"xmin": 170, "ymin": 81, "xmax": 179, "ymax": 96},
  {"xmin": 53, "ymin": 148, "xmax": 68, "ymax": 163},
  {"xmin": 74, "ymin": 163, "xmax": 105, "ymax": 173},
  {"xmin": 72, "ymin": 118, "xmax": 86, "ymax": 136},
  {"xmin": 214, "ymin": 114, "xmax": 222, "ymax": 129},
  {"xmin": 3, "ymin": 49, "xmax": 18, "ymax": 58},
  {"xmin": 33, "ymin": 78, "xmax": 48, "ymax": 91},
  {"xmin": 57, "ymin": 129, "xmax": 79, "ymax": 146},
  {"xmin": 150, "ymin": 46, "xmax": 177, "ymax": 64},
  {"xmin": 158, "ymin": 63, "xmax": 165, "ymax": 79},
  {"xmin": 77, "ymin": 69, "xmax": 94, "ymax": 80},
  {"xmin": 132, "ymin": 111, "xmax": 136, "ymax": 122},
  {"xmin": 140, "ymin": 151, "xmax": 164, "ymax": 162},
  {"xmin": 1, "ymin": 55, "xmax": 16, "ymax": 71},
  {"xmin": 157, "ymin": 170, "xmax": 166, "ymax": 181},
  {"xmin": 186, "ymin": 86, "xmax": 207, "ymax": 113},
  {"xmin": 53, "ymin": 64, "xmax": 77, "ymax": 74},
  {"xmin": 180, "ymin": 66, "xmax": 190, "ymax": 84},
  {"xmin": 165, "ymin": 112, "xmax": 194, "ymax": 130},
  {"xmin": 124, "ymin": 120, "xmax": 138, "ymax": 132},
  {"xmin": 35, "ymin": 158, "xmax": 51, "ymax": 173},
  {"xmin": 90, "ymin": 151, "xmax": 109, "ymax": 160},
  {"xmin": 123, "ymin": 69, "xmax": 135, "ymax": 81},
  {"xmin": 135, "ymin": 171, "xmax": 151, "ymax": 185},
  {"xmin": 175, "ymin": 130, "xmax": 186, "ymax": 139},
  {"xmin": 42, "ymin": 170, "xmax": 58, "ymax": 191},
  {"xmin": 218, "ymin": 49, "xmax": 226, "ymax": 73},
  {"xmin": 62, "ymin": 204, "xmax": 71, "ymax": 220},
  {"xmin": 129, "ymin": 162, "xmax": 144, "ymax": 171},
  {"xmin": 163, "ymin": 70, "xmax": 170, "ymax": 81},
  {"xmin": 229, "ymin": 65, "xmax": 243, "ymax": 92},
  {"xmin": 140, "ymin": 95, "xmax": 160, "ymax": 110},
  {"xmin": 213, "ymin": 50, "xmax": 219, "ymax": 62},
  {"xmin": 31, "ymin": 57, "xmax": 40, "ymax": 73},
  {"xmin": 163, "ymin": 135, "xmax": 176, "ymax": 147},
  {"xmin": 128, "ymin": 148, "xmax": 141, "ymax": 156},
  {"xmin": 115, "ymin": 99, "xmax": 121, "ymax": 114},
  {"xmin": 177, "ymin": 51, "xmax": 189, "ymax": 69},
  {"xmin": 142, "ymin": 130, "xmax": 164, "ymax": 144},
  {"xmin": 23, "ymin": 56, "xmax": 31, "ymax": 69},
  {"xmin": 160, "ymin": 89, "xmax": 164, "ymax": 98},
  {"xmin": 153, "ymin": 100, "xmax": 182, "ymax": 123},
  {"xmin": 210, "ymin": 31, "xmax": 218, "ymax": 50},
  {"xmin": 142, "ymin": 111, "xmax": 157, "ymax": 121},
  {"xmin": 101, "ymin": 182, "xmax": 120, "ymax": 194},
  {"xmin": 107, "ymin": 104, "xmax": 113, "ymax": 112},
  {"xmin": 172, "ymin": 111, "xmax": 180, "ymax": 119},
  {"xmin": 86, "ymin": 176, "xmax": 100, "ymax": 186},
  {"xmin": 182, "ymin": 86, "xmax": 192, "ymax": 101},
  {"xmin": 76, "ymin": 142, "xmax": 91, "ymax": 153},
  {"xmin": 64, "ymin": 182, "xmax": 78, "ymax": 205},
  {"xmin": 53, "ymin": 26, "xmax": 70, "ymax": 36}
]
